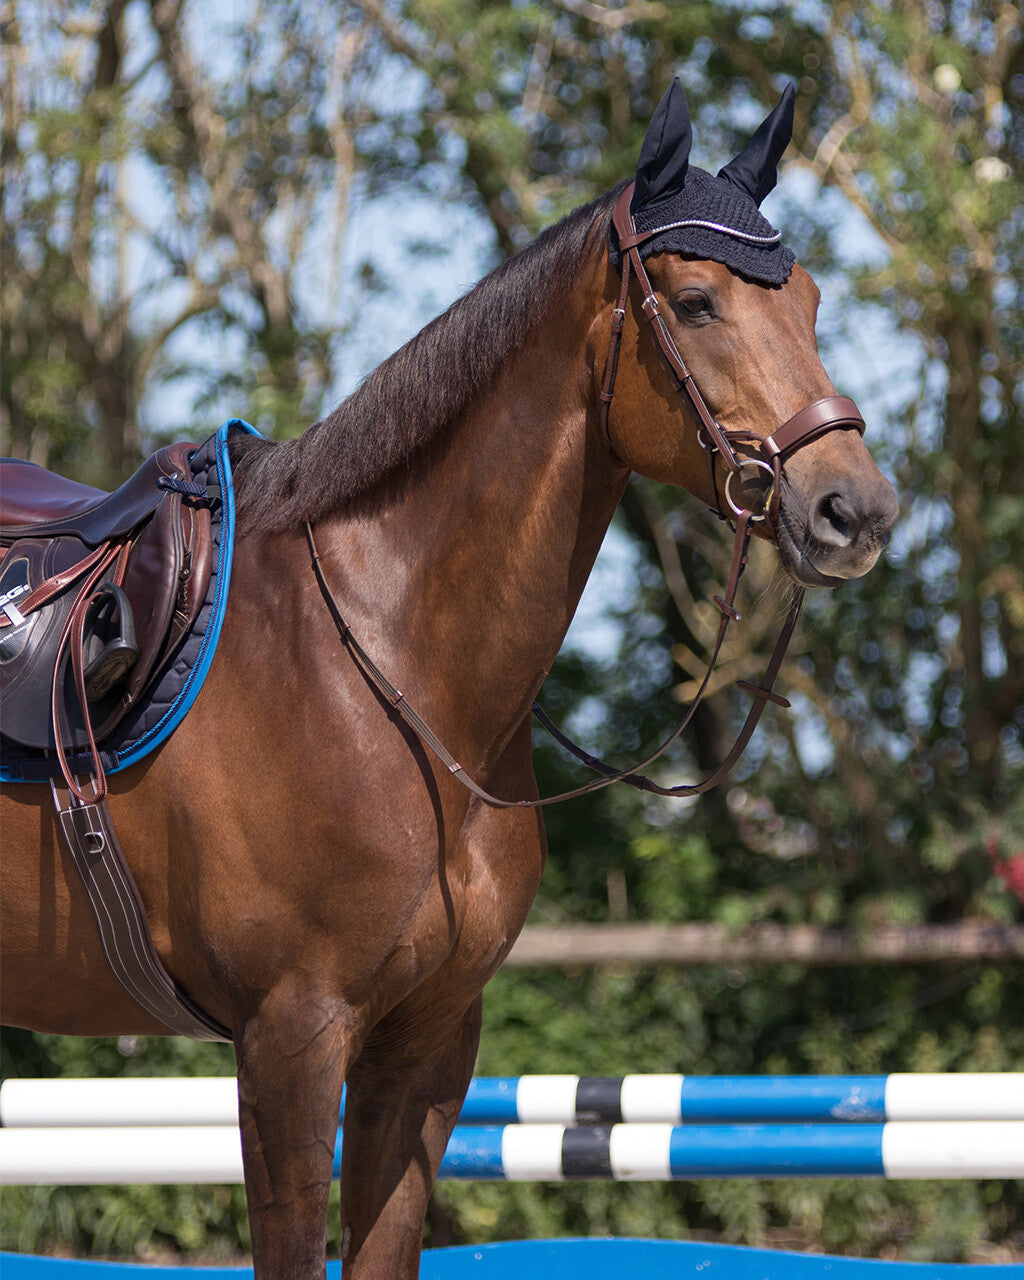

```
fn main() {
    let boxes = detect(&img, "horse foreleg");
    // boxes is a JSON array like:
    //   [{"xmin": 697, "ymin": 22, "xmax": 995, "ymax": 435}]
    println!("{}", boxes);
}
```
[
  {"xmin": 234, "ymin": 978, "xmax": 355, "ymax": 1280},
  {"xmin": 338, "ymin": 996, "xmax": 483, "ymax": 1279}
]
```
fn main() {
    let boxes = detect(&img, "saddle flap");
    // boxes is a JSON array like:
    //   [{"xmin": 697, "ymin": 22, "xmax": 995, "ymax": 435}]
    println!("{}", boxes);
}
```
[
  {"xmin": 0, "ymin": 536, "xmax": 97, "ymax": 747},
  {"xmin": 89, "ymin": 494, "xmax": 212, "ymax": 738}
]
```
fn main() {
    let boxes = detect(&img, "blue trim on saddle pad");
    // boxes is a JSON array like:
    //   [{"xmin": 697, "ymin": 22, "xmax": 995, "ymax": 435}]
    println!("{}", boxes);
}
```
[
  {"xmin": 0, "ymin": 419, "xmax": 261, "ymax": 784},
  {"xmin": 110, "ymin": 419, "xmax": 259, "ymax": 770}
]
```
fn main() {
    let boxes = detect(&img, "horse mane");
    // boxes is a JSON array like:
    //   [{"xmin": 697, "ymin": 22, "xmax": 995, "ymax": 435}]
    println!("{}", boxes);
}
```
[{"xmin": 230, "ymin": 188, "xmax": 619, "ymax": 533}]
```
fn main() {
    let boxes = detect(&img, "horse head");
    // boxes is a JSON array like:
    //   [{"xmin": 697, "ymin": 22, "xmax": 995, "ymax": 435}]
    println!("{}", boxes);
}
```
[{"xmin": 600, "ymin": 79, "xmax": 898, "ymax": 588}]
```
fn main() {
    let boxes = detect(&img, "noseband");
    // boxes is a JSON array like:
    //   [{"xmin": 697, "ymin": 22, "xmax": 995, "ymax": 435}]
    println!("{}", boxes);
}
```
[{"xmin": 307, "ymin": 187, "xmax": 870, "ymax": 807}]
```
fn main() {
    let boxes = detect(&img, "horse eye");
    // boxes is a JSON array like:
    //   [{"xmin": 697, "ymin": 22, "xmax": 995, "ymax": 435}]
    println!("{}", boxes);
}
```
[{"xmin": 674, "ymin": 290, "xmax": 715, "ymax": 322}]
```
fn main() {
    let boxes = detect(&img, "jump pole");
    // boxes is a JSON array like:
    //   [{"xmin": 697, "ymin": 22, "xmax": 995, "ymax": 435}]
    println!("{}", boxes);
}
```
[
  {"xmin": 3, "ymin": 1073, "xmax": 1022, "ymax": 1127},
  {"xmin": 2, "ymin": 1120, "xmax": 1023, "ymax": 1184}
]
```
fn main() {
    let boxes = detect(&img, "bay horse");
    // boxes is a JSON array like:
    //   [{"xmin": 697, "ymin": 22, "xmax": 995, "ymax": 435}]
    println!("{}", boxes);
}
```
[{"xmin": 1, "ymin": 83, "xmax": 897, "ymax": 1278}]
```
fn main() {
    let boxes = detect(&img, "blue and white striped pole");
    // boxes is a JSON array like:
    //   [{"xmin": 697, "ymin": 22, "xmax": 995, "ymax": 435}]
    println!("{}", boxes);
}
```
[
  {"xmin": 3, "ymin": 1074, "xmax": 1022, "ymax": 1128},
  {"xmin": 2, "ymin": 1120, "xmax": 1022, "ymax": 1184},
  {"xmin": 464, "ymin": 1076, "xmax": 881, "ymax": 1124},
  {"xmin": 437, "ymin": 1121, "xmax": 1024, "ymax": 1180},
  {"xmin": 454, "ymin": 1073, "xmax": 1024, "ymax": 1124}
]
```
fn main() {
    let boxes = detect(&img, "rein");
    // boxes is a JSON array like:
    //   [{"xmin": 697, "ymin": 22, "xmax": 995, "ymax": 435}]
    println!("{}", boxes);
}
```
[
  {"xmin": 307, "ymin": 185, "xmax": 867, "ymax": 808},
  {"xmin": 307, "ymin": 509, "xmax": 798, "ymax": 809}
]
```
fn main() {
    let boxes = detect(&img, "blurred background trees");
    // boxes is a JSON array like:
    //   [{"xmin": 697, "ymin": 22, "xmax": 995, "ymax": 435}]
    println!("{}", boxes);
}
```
[{"xmin": 1, "ymin": 0, "xmax": 1021, "ymax": 1263}]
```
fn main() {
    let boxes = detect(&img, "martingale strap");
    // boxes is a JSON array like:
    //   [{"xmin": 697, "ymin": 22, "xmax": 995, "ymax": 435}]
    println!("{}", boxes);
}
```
[{"xmin": 307, "ymin": 521, "xmax": 803, "ymax": 808}]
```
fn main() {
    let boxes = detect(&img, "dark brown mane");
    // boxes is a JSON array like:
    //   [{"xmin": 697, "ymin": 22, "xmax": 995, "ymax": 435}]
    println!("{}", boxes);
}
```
[{"xmin": 230, "ymin": 189, "xmax": 619, "ymax": 532}]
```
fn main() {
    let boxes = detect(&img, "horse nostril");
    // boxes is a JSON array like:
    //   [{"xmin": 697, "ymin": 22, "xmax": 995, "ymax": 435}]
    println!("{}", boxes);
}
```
[
  {"xmin": 813, "ymin": 492, "xmax": 857, "ymax": 548},
  {"xmin": 800, "ymin": 475, "xmax": 897, "ymax": 580}
]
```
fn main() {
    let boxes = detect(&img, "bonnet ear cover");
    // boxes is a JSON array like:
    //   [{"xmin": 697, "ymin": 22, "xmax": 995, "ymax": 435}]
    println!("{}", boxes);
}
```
[
  {"xmin": 616, "ymin": 78, "xmax": 797, "ymax": 285},
  {"xmin": 718, "ymin": 81, "xmax": 796, "ymax": 205},
  {"xmin": 631, "ymin": 78, "xmax": 693, "ymax": 216}
]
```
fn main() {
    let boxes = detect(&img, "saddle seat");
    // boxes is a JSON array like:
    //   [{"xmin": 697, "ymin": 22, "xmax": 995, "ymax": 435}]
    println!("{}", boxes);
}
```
[
  {"xmin": 1, "ymin": 442, "xmax": 214, "ymax": 797},
  {"xmin": 1, "ymin": 448, "xmax": 202, "ymax": 547}
]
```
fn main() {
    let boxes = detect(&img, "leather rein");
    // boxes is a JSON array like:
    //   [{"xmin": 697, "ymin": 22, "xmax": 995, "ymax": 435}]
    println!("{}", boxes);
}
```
[{"xmin": 307, "ymin": 182, "xmax": 867, "ymax": 809}]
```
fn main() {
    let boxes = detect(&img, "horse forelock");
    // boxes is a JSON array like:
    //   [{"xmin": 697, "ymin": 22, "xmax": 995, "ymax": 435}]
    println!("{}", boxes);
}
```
[{"xmin": 231, "ymin": 189, "xmax": 620, "ymax": 533}]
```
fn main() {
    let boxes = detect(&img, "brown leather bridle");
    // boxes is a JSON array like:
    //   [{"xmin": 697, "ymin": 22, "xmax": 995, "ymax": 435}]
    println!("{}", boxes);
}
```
[
  {"xmin": 307, "ymin": 184, "xmax": 870, "ymax": 807},
  {"xmin": 602, "ymin": 184, "xmax": 867, "ymax": 533}
]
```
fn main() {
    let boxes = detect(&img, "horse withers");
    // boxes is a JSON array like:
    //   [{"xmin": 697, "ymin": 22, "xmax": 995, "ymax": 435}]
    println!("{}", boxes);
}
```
[{"xmin": 1, "ymin": 82, "xmax": 897, "ymax": 1278}]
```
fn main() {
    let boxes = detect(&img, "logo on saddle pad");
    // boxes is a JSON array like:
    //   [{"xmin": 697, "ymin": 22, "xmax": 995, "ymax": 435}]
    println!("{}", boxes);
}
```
[
  {"xmin": 0, "ymin": 561, "xmax": 33, "ymax": 649},
  {"xmin": 0, "ymin": 577, "xmax": 30, "ymax": 628}
]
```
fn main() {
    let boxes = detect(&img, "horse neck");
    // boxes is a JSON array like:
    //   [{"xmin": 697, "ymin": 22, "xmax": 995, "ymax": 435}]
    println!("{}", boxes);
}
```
[{"xmin": 314, "ymin": 262, "xmax": 627, "ymax": 771}]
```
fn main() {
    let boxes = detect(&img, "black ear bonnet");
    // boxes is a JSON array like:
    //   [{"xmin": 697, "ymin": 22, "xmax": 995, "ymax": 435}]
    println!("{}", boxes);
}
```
[{"xmin": 610, "ymin": 79, "xmax": 797, "ymax": 285}]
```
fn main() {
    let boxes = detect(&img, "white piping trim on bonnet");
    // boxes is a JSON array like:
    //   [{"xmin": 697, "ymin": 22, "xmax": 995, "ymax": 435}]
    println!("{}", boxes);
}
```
[{"xmin": 643, "ymin": 218, "xmax": 782, "ymax": 245}]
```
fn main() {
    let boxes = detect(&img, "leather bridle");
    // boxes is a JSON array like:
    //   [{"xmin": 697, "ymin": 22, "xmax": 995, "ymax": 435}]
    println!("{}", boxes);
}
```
[
  {"xmin": 601, "ymin": 184, "xmax": 867, "ymax": 533},
  {"xmin": 307, "ymin": 184, "xmax": 870, "ymax": 807}
]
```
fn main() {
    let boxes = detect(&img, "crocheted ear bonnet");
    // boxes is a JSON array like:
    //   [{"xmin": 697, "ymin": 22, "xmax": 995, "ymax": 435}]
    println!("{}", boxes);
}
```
[{"xmin": 611, "ymin": 79, "xmax": 797, "ymax": 285}]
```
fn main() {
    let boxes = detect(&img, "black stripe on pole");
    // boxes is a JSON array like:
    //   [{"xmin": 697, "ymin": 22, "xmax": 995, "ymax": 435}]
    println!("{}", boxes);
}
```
[
  {"xmin": 575, "ymin": 1078, "xmax": 624, "ymax": 1124},
  {"xmin": 561, "ymin": 1126, "xmax": 614, "ymax": 1178}
]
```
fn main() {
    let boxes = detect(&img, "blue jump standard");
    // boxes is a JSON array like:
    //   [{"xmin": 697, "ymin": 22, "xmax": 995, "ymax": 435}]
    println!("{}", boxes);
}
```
[{"xmin": 2, "ymin": 1241, "xmax": 1021, "ymax": 1279}]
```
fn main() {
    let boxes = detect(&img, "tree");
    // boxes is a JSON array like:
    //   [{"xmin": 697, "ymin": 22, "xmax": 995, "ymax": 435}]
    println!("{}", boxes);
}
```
[
  {"xmin": 787, "ymin": 1, "xmax": 1024, "ymax": 882},
  {"xmin": 1, "ymin": 0, "xmax": 380, "ymax": 481}
]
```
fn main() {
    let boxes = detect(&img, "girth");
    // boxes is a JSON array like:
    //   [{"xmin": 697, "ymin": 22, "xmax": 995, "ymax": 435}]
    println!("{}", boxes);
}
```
[{"xmin": 49, "ymin": 778, "xmax": 230, "ymax": 1041}]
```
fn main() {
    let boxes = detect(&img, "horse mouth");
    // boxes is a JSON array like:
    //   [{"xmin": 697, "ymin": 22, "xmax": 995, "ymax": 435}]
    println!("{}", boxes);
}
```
[
  {"xmin": 778, "ymin": 548, "xmax": 846, "ymax": 589},
  {"xmin": 773, "ymin": 511, "xmax": 857, "ymax": 589}
]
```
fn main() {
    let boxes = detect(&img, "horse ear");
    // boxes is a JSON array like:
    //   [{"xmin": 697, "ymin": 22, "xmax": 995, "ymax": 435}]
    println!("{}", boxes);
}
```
[
  {"xmin": 632, "ymin": 78, "xmax": 692, "ymax": 214},
  {"xmin": 718, "ymin": 82, "xmax": 796, "ymax": 206}
]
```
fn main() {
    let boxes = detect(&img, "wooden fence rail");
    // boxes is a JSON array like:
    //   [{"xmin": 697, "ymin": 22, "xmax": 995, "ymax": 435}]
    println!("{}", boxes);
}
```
[{"xmin": 504, "ymin": 922, "xmax": 1024, "ymax": 967}]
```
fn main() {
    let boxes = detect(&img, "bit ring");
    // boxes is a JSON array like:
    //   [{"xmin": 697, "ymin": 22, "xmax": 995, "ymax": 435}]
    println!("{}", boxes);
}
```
[{"xmin": 725, "ymin": 458, "xmax": 775, "ymax": 522}]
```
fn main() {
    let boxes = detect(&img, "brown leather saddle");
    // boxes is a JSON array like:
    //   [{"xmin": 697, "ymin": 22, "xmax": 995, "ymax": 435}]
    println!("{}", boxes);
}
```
[
  {"xmin": 1, "ymin": 443, "xmax": 212, "ymax": 800},
  {"xmin": 1, "ymin": 440, "xmax": 231, "ymax": 1041}
]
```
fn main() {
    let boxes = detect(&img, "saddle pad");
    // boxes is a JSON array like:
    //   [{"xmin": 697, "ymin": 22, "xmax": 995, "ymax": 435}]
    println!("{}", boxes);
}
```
[{"xmin": 1, "ymin": 419, "xmax": 261, "ymax": 783}]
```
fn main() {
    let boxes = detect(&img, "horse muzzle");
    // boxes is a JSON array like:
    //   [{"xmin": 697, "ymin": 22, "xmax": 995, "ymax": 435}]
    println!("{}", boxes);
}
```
[{"xmin": 774, "ymin": 459, "xmax": 899, "ymax": 588}]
